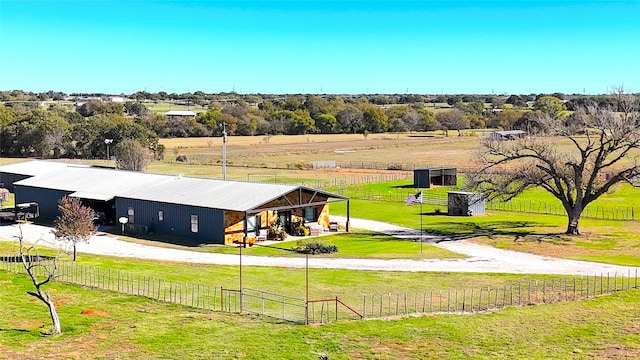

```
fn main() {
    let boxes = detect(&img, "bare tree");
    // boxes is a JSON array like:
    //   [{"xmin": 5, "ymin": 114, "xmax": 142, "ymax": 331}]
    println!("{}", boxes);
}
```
[
  {"xmin": 114, "ymin": 138, "xmax": 153, "ymax": 171},
  {"xmin": 17, "ymin": 225, "xmax": 62, "ymax": 335},
  {"xmin": 469, "ymin": 89, "xmax": 640, "ymax": 235},
  {"xmin": 53, "ymin": 196, "xmax": 97, "ymax": 261}
]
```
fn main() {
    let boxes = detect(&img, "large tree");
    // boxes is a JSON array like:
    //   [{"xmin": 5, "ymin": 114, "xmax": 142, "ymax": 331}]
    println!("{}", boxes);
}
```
[{"xmin": 469, "ymin": 90, "xmax": 640, "ymax": 235}]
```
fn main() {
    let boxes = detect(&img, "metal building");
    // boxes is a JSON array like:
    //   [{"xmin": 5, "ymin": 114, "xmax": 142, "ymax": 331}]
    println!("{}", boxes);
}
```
[
  {"xmin": 413, "ymin": 167, "xmax": 457, "ymax": 188},
  {"xmin": 3, "ymin": 161, "xmax": 350, "ymax": 246},
  {"xmin": 447, "ymin": 191, "xmax": 485, "ymax": 216},
  {"xmin": 0, "ymin": 160, "xmax": 74, "ymax": 192}
]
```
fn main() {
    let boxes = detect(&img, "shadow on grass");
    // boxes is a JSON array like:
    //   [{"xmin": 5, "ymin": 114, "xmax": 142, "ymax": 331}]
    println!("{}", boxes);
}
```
[
  {"xmin": 391, "ymin": 184, "xmax": 418, "ymax": 189},
  {"xmin": 0, "ymin": 328, "xmax": 30, "ymax": 333},
  {"xmin": 422, "ymin": 220, "xmax": 566, "ymax": 243}
]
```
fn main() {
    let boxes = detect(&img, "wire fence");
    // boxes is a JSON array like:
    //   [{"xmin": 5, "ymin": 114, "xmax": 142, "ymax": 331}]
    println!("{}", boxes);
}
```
[
  {"xmin": 323, "ymin": 187, "xmax": 640, "ymax": 222},
  {"xmin": 2, "ymin": 257, "xmax": 638, "ymax": 325}
]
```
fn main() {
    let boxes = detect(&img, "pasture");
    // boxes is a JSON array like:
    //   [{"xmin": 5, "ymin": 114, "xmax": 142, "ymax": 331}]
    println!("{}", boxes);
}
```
[{"xmin": 3, "ymin": 132, "xmax": 640, "ymax": 358}]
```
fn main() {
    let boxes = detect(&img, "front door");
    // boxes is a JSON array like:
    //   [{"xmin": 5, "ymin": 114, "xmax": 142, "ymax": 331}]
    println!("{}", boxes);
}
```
[{"xmin": 278, "ymin": 211, "xmax": 291, "ymax": 234}]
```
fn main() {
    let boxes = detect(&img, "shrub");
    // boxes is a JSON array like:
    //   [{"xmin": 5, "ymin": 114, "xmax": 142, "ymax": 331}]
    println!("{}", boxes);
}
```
[{"xmin": 293, "ymin": 241, "xmax": 338, "ymax": 255}]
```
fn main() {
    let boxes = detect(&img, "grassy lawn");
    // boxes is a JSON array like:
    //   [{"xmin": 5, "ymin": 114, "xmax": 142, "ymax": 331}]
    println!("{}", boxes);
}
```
[
  {"xmin": 1, "ymin": 271, "xmax": 639, "ymax": 359},
  {"xmin": 0, "ymin": 241, "xmax": 552, "ymax": 304},
  {"xmin": 199, "ymin": 231, "xmax": 465, "ymax": 260},
  {"xmin": 331, "ymin": 199, "xmax": 640, "ymax": 267}
]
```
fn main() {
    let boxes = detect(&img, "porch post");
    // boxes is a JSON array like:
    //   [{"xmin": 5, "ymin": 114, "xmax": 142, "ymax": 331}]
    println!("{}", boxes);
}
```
[{"xmin": 346, "ymin": 200, "xmax": 350, "ymax": 232}]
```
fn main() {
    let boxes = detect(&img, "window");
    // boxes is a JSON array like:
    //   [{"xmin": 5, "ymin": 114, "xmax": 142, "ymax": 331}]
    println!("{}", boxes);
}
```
[
  {"xmin": 191, "ymin": 214, "xmax": 198, "ymax": 233},
  {"xmin": 127, "ymin": 207, "xmax": 135, "ymax": 224},
  {"xmin": 304, "ymin": 208, "xmax": 317, "ymax": 222},
  {"xmin": 158, "ymin": 210, "xmax": 164, "ymax": 222}
]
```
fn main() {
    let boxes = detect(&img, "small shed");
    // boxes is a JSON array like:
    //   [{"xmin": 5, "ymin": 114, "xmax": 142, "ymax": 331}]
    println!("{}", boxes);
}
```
[
  {"xmin": 447, "ymin": 191, "xmax": 485, "ymax": 216},
  {"xmin": 414, "ymin": 167, "xmax": 457, "ymax": 188},
  {"xmin": 488, "ymin": 130, "xmax": 526, "ymax": 141},
  {"xmin": 163, "ymin": 110, "xmax": 197, "ymax": 120}
]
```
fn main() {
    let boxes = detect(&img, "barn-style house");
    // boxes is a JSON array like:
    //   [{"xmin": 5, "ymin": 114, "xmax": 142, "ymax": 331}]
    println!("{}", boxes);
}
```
[{"xmin": 0, "ymin": 161, "xmax": 350, "ymax": 246}]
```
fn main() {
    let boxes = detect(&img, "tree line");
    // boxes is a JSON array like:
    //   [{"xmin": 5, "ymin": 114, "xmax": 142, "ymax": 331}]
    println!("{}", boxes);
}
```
[{"xmin": 1, "ymin": 90, "xmax": 637, "ymax": 160}]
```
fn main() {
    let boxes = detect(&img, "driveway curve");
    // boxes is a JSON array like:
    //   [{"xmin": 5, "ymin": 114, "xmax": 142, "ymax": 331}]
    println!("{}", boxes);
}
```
[{"xmin": 0, "ymin": 219, "xmax": 636, "ymax": 276}]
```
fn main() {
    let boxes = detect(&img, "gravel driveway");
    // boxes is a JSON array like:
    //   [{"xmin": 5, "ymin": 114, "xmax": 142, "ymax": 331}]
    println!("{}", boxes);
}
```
[{"xmin": 0, "ymin": 218, "xmax": 636, "ymax": 276}]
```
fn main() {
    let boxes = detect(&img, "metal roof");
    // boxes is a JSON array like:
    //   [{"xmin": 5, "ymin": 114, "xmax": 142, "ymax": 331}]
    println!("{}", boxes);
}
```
[
  {"xmin": 163, "ymin": 110, "xmax": 197, "ymax": 116},
  {"xmin": 14, "ymin": 166, "xmax": 347, "ymax": 212},
  {"xmin": 0, "ymin": 160, "xmax": 79, "ymax": 176},
  {"xmin": 494, "ymin": 130, "xmax": 525, "ymax": 136}
]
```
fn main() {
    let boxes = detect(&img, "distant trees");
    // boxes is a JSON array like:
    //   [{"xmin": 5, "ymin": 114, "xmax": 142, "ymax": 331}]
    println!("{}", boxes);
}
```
[
  {"xmin": 534, "ymin": 96, "xmax": 567, "ymax": 117},
  {"xmin": 1, "ymin": 90, "xmax": 639, "ymax": 160},
  {"xmin": 336, "ymin": 106, "xmax": 364, "ymax": 134}
]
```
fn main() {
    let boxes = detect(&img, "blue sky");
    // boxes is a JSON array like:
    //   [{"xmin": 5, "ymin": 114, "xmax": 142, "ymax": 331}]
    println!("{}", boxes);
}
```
[{"xmin": 1, "ymin": 1, "xmax": 639, "ymax": 95}]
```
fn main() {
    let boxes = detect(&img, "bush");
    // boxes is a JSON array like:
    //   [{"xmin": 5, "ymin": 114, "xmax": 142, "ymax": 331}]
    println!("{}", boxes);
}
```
[
  {"xmin": 176, "ymin": 154, "xmax": 188, "ymax": 162},
  {"xmin": 292, "ymin": 241, "xmax": 338, "ymax": 255}
]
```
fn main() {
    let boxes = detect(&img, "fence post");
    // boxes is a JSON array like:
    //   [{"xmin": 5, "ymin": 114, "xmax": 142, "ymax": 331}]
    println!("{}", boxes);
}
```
[{"xmin": 462, "ymin": 289, "xmax": 466, "ymax": 312}]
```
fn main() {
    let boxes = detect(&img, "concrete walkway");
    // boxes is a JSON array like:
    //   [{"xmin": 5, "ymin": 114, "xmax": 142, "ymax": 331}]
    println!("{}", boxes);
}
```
[{"xmin": 0, "ymin": 218, "xmax": 636, "ymax": 276}]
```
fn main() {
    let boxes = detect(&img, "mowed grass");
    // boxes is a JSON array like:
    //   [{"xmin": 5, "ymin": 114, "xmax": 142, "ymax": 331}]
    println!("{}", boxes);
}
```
[
  {"xmin": 199, "ymin": 231, "xmax": 465, "ymax": 260},
  {"xmin": 0, "ymin": 240, "xmax": 546, "ymax": 303},
  {"xmin": 2, "ymin": 271, "xmax": 639, "ymax": 359}
]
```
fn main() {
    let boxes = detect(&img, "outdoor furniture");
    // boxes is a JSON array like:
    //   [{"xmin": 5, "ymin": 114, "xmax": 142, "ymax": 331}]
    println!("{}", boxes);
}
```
[
  {"xmin": 256, "ymin": 229, "xmax": 268, "ymax": 242},
  {"xmin": 329, "ymin": 222, "xmax": 338, "ymax": 232}
]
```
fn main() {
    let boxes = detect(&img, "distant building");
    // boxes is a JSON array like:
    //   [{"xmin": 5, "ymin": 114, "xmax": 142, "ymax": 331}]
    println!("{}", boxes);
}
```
[
  {"xmin": 108, "ymin": 96, "xmax": 125, "ymax": 103},
  {"xmin": 413, "ymin": 167, "xmax": 457, "ymax": 188},
  {"xmin": 163, "ymin": 110, "xmax": 197, "ymax": 120},
  {"xmin": 488, "ymin": 130, "xmax": 526, "ymax": 141},
  {"xmin": 448, "ymin": 191, "xmax": 485, "ymax": 216}
]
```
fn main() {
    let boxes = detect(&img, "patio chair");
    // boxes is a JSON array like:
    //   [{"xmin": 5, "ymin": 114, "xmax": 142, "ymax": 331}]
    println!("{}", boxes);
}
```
[{"xmin": 256, "ymin": 229, "xmax": 268, "ymax": 241}]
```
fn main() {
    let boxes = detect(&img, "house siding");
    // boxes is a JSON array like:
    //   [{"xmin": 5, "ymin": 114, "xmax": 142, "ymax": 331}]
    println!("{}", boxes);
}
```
[
  {"xmin": 116, "ymin": 198, "xmax": 225, "ymax": 245},
  {"xmin": 1, "ymin": 173, "xmax": 31, "ymax": 192},
  {"xmin": 14, "ymin": 185, "xmax": 71, "ymax": 218}
]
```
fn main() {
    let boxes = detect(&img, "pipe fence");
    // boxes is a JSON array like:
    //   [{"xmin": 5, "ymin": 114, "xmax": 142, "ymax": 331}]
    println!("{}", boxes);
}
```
[{"xmin": 2, "ymin": 258, "xmax": 637, "ymax": 324}]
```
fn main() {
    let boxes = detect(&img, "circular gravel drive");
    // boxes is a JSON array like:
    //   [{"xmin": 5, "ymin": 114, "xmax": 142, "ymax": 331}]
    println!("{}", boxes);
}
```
[{"xmin": 0, "ymin": 218, "xmax": 636, "ymax": 276}]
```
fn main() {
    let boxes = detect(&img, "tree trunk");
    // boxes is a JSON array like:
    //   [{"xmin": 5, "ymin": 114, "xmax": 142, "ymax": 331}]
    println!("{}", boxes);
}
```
[
  {"xmin": 45, "ymin": 294, "xmax": 62, "ymax": 335},
  {"xmin": 73, "ymin": 245, "xmax": 77, "ymax": 261},
  {"xmin": 566, "ymin": 208, "xmax": 582, "ymax": 235}
]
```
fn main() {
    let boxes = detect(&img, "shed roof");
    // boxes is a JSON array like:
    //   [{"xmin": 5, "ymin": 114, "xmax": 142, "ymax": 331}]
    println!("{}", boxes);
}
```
[
  {"xmin": 163, "ymin": 110, "xmax": 197, "ymax": 116},
  {"xmin": 493, "ymin": 130, "xmax": 525, "ymax": 136},
  {"xmin": 0, "ymin": 160, "xmax": 78, "ymax": 177},
  {"xmin": 14, "ymin": 164, "xmax": 347, "ymax": 212}
]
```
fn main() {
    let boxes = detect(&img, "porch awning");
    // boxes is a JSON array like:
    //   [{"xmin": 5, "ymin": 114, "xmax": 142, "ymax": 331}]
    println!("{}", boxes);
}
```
[{"xmin": 69, "ymin": 191, "xmax": 114, "ymax": 202}]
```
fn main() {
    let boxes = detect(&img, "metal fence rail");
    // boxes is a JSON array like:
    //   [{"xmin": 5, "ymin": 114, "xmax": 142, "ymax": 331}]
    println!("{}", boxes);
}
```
[
  {"xmin": 2, "ymin": 258, "xmax": 638, "ymax": 325},
  {"xmin": 242, "ymin": 288, "xmax": 307, "ymax": 323}
]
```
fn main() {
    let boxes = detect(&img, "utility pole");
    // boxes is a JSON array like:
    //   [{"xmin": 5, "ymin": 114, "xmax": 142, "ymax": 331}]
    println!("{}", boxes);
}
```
[
  {"xmin": 221, "ymin": 122, "xmax": 227, "ymax": 180},
  {"xmin": 104, "ymin": 139, "xmax": 113, "ymax": 162}
]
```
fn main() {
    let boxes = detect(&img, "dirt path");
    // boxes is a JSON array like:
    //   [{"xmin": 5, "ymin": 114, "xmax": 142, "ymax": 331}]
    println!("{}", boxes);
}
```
[{"xmin": 0, "ymin": 219, "xmax": 636, "ymax": 276}]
